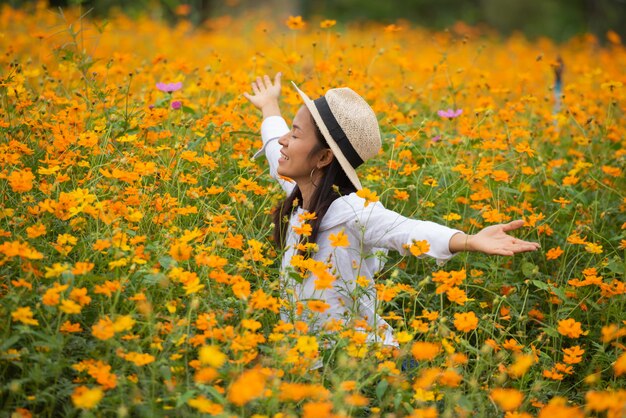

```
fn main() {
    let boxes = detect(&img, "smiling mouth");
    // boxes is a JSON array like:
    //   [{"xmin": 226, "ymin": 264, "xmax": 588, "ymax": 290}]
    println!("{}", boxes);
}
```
[{"xmin": 280, "ymin": 152, "xmax": 290, "ymax": 160}]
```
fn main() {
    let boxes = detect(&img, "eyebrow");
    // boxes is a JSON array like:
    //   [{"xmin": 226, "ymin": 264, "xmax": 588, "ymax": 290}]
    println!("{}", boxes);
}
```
[{"xmin": 292, "ymin": 124, "xmax": 302, "ymax": 132}]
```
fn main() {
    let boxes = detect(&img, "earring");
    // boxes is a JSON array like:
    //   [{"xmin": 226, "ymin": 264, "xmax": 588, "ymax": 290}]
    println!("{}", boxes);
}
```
[{"xmin": 310, "ymin": 168, "xmax": 319, "ymax": 188}]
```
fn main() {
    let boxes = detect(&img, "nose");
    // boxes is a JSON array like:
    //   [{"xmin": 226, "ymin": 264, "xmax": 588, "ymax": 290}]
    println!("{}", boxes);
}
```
[{"xmin": 278, "ymin": 132, "xmax": 288, "ymax": 147}]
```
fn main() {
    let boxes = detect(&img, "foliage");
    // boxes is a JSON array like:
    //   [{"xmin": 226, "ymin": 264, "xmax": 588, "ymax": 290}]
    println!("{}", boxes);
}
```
[{"xmin": 0, "ymin": 4, "xmax": 625, "ymax": 417}]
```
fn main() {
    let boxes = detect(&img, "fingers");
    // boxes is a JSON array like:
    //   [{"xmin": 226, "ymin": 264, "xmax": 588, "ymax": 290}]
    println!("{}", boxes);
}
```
[
  {"xmin": 274, "ymin": 72, "xmax": 282, "ymax": 85},
  {"xmin": 251, "ymin": 81, "xmax": 260, "ymax": 95},
  {"xmin": 501, "ymin": 219, "xmax": 525, "ymax": 232}
]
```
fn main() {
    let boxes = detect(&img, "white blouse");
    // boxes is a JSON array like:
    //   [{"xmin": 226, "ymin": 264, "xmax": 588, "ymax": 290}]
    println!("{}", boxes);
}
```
[{"xmin": 257, "ymin": 116, "xmax": 461, "ymax": 347}]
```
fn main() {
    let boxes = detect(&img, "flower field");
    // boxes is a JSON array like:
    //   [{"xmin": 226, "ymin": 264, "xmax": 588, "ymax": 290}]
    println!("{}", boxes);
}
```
[{"xmin": 1, "ymin": 3, "xmax": 625, "ymax": 417}]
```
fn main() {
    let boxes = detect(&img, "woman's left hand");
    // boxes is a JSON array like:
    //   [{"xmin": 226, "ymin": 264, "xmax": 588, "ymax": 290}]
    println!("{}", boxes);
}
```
[{"xmin": 466, "ymin": 220, "xmax": 541, "ymax": 256}]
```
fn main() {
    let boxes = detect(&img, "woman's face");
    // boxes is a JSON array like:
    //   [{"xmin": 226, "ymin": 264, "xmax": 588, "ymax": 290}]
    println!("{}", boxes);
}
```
[{"xmin": 277, "ymin": 105, "xmax": 328, "ymax": 183}]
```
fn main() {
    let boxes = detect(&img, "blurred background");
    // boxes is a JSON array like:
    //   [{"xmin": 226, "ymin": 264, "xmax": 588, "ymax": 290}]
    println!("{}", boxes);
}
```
[{"xmin": 3, "ymin": 0, "xmax": 625, "ymax": 42}]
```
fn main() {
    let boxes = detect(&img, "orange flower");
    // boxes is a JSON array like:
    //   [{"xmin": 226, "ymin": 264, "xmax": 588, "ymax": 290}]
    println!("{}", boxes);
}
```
[
  {"xmin": 303, "ymin": 401, "xmax": 333, "ymax": 418},
  {"xmin": 563, "ymin": 346, "xmax": 585, "ymax": 365},
  {"xmin": 356, "ymin": 188, "xmax": 379, "ymax": 207},
  {"xmin": 546, "ymin": 246, "xmax": 564, "ymax": 260},
  {"xmin": 411, "ymin": 341, "xmax": 441, "ymax": 361},
  {"xmin": 227, "ymin": 368, "xmax": 267, "ymax": 406},
  {"xmin": 307, "ymin": 300, "xmax": 331, "ymax": 313},
  {"xmin": 320, "ymin": 19, "xmax": 336, "ymax": 29},
  {"xmin": 292, "ymin": 223, "xmax": 312, "ymax": 237},
  {"xmin": 60, "ymin": 321, "xmax": 83, "ymax": 333},
  {"xmin": 8, "ymin": 169, "xmax": 35, "ymax": 193},
  {"xmin": 328, "ymin": 230, "xmax": 349, "ymax": 247},
  {"xmin": 393, "ymin": 189, "xmax": 410, "ymax": 200},
  {"xmin": 453, "ymin": 311, "xmax": 478, "ymax": 332},
  {"xmin": 615, "ymin": 352, "xmax": 626, "ymax": 377},
  {"xmin": 120, "ymin": 351, "xmax": 155, "ymax": 366},
  {"xmin": 92, "ymin": 317, "xmax": 115, "ymax": 340},
  {"xmin": 26, "ymin": 223, "xmax": 46, "ymax": 238},
  {"xmin": 557, "ymin": 318, "xmax": 585, "ymax": 338},
  {"xmin": 408, "ymin": 240, "xmax": 430, "ymax": 257},
  {"xmin": 537, "ymin": 396, "xmax": 583, "ymax": 418},
  {"xmin": 285, "ymin": 15, "xmax": 306, "ymax": 30},
  {"xmin": 490, "ymin": 388, "xmax": 524, "ymax": 411}
]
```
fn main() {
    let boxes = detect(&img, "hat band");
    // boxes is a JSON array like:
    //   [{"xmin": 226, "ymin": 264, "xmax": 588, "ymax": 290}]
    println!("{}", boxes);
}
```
[{"xmin": 313, "ymin": 97, "xmax": 364, "ymax": 169}]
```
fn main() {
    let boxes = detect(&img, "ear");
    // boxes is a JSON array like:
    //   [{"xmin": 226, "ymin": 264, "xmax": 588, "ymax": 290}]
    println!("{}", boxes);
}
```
[{"xmin": 317, "ymin": 148, "xmax": 334, "ymax": 169}]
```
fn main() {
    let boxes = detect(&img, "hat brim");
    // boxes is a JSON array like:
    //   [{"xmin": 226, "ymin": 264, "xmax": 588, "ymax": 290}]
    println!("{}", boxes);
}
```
[{"xmin": 291, "ymin": 81, "xmax": 363, "ymax": 190}]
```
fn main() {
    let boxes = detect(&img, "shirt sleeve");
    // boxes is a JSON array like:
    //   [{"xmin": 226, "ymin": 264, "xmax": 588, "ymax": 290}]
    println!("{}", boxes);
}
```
[
  {"xmin": 349, "ymin": 201, "xmax": 462, "ymax": 265},
  {"xmin": 255, "ymin": 116, "xmax": 295, "ymax": 195}
]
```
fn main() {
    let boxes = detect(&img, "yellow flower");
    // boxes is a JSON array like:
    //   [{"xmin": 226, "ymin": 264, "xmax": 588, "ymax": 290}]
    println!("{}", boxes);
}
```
[
  {"xmin": 296, "ymin": 336, "xmax": 319, "ymax": 356},
  {"xmin": 59, "ymin": 299, "xmax": 82, "ymax": 314},
  {"xmin": 188, "ymin": 395, "xmax": 223, "ymax": 414},
  {"xmin": 320, "ymin": 19, "xmax": 336, "ymax": 29},
  {"xmin": 11, "ymin": 306, "xmax": 39, "ymax": 326},
  {"xmin": 199, "ymin": 345, "xmax": 227, "ymax": 368},
  {"xmin": 442, "ymin": 213, "xmax": 461, "ymax": 221},
  {"xmin": 113, "ymin": 315, "xmax": 135, "ymax": 332},
  {"xmin": 508, "ymin": 354, "xmax": 535, "ymax": 378},
  {"xmin": 584, "ymin": 242, "xmax": 603, "ymax": 254},
  {"xmin": 71, "ymin": 386, "xmax": 103, "ymax": 409}
]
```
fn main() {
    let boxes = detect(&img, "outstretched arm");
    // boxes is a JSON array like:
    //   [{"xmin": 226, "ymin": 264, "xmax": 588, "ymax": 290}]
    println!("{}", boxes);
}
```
[
  {"xmin": 449, "ymin": 220, "xmax": 540, "ymax": 255},
  {"xmin": 243, "ymin": 73, "xmax": 282, "ymax": 119}
]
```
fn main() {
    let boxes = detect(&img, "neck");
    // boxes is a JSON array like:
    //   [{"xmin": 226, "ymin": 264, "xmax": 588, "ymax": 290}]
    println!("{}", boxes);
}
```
[{"xmin": 298, "ymin": 180, "xmax": 317, "ymax": 210}]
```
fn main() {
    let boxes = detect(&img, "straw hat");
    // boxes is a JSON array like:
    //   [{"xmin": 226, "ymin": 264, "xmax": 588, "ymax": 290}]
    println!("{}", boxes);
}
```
[
  {"xmin": 292, "ymin": 82, "xmax": 381, "ymax": 190},
  {"xmin": 253, "ymin": 82, "xmax": 382, "ymax": 190}
]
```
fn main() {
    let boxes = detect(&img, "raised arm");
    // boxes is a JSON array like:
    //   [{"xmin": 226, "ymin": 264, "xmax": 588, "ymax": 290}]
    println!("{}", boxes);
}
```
[
  {"xmin": 244, "ymin": 73, "xmax": 295, "ymax": 194},
  {"xmin": 243, "ymin": 74, "xmax": 282, "ymax": 119}
]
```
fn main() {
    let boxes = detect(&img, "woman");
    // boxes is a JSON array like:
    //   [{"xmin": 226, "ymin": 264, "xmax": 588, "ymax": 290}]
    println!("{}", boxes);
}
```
[{"xmin": 244, "ymin": 73, "xmax": 540, "ymax": 355}]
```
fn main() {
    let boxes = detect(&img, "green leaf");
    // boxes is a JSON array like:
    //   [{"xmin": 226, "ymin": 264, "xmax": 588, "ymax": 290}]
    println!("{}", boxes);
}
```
[
  {"xmin": 376, "ymin": 379, "xmax": 389, "ymax": 400},
  {"xmin": 176, "ymin": 390, "xmax": 197, "ymax": 408},
  {"xmin": 543, "ymin": 326, "xmax": 559, "ymax": 338},
  {"xmin": 522, "ymin": 262, "xmax": 539, "ymax": 278},
  {"xmin": 287, "ymin": 270, "xmax": 303, "ymax": 284},
  {"xmin": 531, "ymin": 279, "xmax": 549, "ymax": 291},
  {"xmin": 158, "ymin": 256, "xmax": 176, "ymax": 270}
]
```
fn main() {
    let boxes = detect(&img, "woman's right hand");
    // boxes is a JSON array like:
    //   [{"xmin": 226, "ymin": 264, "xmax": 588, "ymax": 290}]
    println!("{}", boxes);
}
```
[{"xmin": 243, "ymin": 73, "xmax": 282, "ymax": 118}]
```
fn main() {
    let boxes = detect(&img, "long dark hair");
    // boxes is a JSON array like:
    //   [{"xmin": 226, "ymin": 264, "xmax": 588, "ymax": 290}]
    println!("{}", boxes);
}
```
[{"xmin": 272, "ymin": 114, "xmax": 357, "ymax": 251}]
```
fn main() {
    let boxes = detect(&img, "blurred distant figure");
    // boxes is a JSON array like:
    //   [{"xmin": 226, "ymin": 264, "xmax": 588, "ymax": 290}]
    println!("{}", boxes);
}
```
[{"xmin": 553, "ymin": 55, "xmax": 564, "ymax": 113}]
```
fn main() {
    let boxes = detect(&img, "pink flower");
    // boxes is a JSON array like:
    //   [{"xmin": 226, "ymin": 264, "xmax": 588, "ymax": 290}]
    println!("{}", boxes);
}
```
[
  {"xmin": 437, "ymin": 108, "xmax": 463, "ymax": 119},
  {"xmin": 156, "ymin": 82, "xmax": 182, "ymax": 93},
  {"xmin": 171, "ymin": 100, "xmax": 182, "ymax": 110}
]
